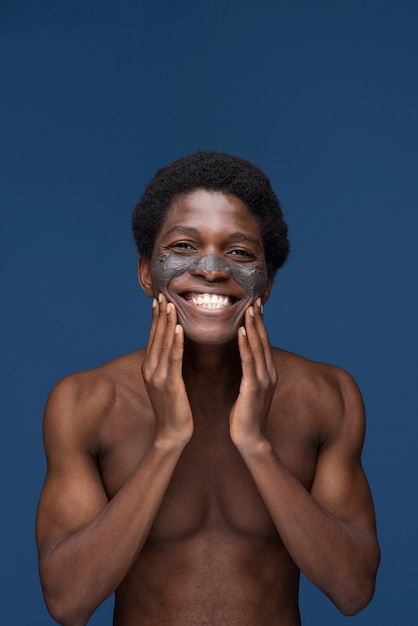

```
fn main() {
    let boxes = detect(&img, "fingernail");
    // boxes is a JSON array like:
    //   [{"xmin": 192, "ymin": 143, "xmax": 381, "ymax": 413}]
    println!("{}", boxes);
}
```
[
  {"xmin": 166, "ymin": 303, "xmax": 172, "ymax": 314},
  {"xmin": 175, "ymin": 324, "xmax": 181, "ymax": 334},
  {"xmin": 158, "ymin": 293, "xmax": 163, "ymax": 303},
  {"xmin": 256, "ymin": 297, "xmax": 262, "ymax": 308},
  {"xmin": 152, "ymin": 298, "xmax": 157, "ymax": 308},
  {"xmin": 241, "ymin": 326, "xmax": 247, "ymax": 336},
  {"xmin": 249, "ymin": 306, "xmax": 255, "ymax": 317}
]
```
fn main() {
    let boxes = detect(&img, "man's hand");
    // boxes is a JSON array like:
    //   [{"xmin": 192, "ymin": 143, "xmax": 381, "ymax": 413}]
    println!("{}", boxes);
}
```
[
  {"xmin": 229, "ymin": 298, "xmax": 277, "ymax": 450},
  {"xmin": 142, "ymin": 294, "xmax": 194, "ymax": 447}
]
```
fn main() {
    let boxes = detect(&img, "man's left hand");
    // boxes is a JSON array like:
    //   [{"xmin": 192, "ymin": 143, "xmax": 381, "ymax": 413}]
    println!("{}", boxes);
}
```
[{"xmin": 229, "ymin": 298, "xmax": 278, "ymax": 450}]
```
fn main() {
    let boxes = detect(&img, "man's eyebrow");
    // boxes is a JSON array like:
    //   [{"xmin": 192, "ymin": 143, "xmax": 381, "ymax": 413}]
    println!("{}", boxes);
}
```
[
  {"xmin": 161, "ymin": 226, "xmax": 199, "ymax": 239},
  {"xmin": 228, "ymin": 232, "xmax": 262, "ymax": 247}
]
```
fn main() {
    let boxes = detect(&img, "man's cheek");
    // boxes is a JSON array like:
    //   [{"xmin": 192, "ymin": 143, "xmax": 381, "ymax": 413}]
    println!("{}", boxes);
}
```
[
  {"xmin": 150, "ymin": 253, "xmax": 194, "ymax": 288},
  {"xmin": 228, "ymin": 264, "xmax": 268, "ymax": 298}
]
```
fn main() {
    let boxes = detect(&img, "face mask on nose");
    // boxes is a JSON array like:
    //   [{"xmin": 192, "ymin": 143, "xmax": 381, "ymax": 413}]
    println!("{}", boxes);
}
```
[{"xmin": 151, "ymin": 252, "xmax": 268, "ymax": 298}]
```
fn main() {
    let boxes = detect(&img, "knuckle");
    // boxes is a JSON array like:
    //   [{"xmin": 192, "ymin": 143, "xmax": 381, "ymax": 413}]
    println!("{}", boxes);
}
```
[
  {"xmin": 152, "ymin": 372, "xmax": 166, "ymax": 387},
  {"xmin": 245, "ymin": 380, "xmax": 258, "ymax": 392},
  {"xmin": 259, "ymin": 379, "xmax": 269, "ymax": 392},
  {"xmin": 168, "ymin": 353, "xmax": 182, "ymax": 365},
  {"xmin": 141, "ymin": 364, "xmax": 152, "ymax": 380},
  {"xmin": 165, "ymin": 380, "xmax": 178, "ymax": 393}
]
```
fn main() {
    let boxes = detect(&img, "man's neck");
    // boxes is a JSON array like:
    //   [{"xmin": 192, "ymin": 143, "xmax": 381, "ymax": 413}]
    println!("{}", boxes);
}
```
[{"xmin": 182, "ymin": 338, "xmax": 242, "ymax": 401}]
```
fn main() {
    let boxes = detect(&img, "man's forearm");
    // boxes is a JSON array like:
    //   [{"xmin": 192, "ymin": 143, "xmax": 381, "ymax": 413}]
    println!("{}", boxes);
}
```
[
  {"xmin": 40, "ymin": 439, "xmax": 185, "ymax": 626},
  {"xmin": 235, "ymin": 438, "xmax": 379, "ymax": 616}
]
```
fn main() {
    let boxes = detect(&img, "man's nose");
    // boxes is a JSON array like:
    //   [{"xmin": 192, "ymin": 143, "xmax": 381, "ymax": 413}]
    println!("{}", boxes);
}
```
[{"xmin": 189, "ymin": 254, "xmax": 231, "ymax": 281}]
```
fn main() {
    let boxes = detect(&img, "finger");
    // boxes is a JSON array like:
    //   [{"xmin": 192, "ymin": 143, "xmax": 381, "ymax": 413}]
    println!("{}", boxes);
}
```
[
  {"xmin": 152, "ymin": 302, "xmax": 181, "ymax": 376},
  {"xmin": 252, "ymin": 298, "xmax": 276, "ymax": 377},
  {"xmin": 145, "ymin": 297, "xmax": 159, "ymax": 359},
  {"xmin": 237, "ymin": 325, "xmax": 257, "ymax": 386},
  {"xmin": 165, "ymin": 301, "xmax": 178, "ymax": 335},
  {"xmin": 154, "ymin": 299, "xmax": 179, "ymax": 372},
  {"xmin": 243, "ymin": 305, "xmax": 268, "ymax": 378},
  {"xmin": 251, "ymin": 298, "xmax": 268, "ymax": 344},
  {"xmin": 145, "ymin": 293, "xmax": 171, "ymax": 370},
  {"xmin": 166, "ymin": 324, "xmax": 185, "ymax": 380}
]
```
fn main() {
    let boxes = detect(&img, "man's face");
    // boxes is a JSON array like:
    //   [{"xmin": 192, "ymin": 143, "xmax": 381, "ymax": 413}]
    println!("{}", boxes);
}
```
[{"xmin": 139, "ymin": 189, "xmax": 272, "ymax": 345}]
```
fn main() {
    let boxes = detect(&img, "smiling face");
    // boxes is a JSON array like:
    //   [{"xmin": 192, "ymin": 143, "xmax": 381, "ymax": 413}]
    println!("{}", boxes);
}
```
[{"xmin": 138, "ymin": 189, "xmax": 272, "ymax": 345}]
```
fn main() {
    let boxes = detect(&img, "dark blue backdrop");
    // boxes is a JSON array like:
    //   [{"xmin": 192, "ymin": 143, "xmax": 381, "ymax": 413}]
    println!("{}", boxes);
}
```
[{"xmin": 1, "ymin": 1, "xmax": 417, "ymax": 624}]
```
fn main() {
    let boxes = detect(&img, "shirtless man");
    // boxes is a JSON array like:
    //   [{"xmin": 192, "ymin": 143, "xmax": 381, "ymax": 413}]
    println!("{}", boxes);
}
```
[{"xmin": 36, "ymin": 151, "xmax": 380, "ymax": 626}]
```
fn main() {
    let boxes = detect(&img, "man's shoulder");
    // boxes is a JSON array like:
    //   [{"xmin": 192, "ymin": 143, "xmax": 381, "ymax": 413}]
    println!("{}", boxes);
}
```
[
  {"xmin": 44, "ymin": 349, "xmax": 148, "ymax": 432},
  {"xmin": 271, "ymin": 345, "xmax": 354, "ymax": 380},
  {"xmin": 270, "ymin": 346, "xmax": 361, "ymax": 414},
  {"xmin": 270, "ymin": 347, "xmax": 367, "ymax": 453}
]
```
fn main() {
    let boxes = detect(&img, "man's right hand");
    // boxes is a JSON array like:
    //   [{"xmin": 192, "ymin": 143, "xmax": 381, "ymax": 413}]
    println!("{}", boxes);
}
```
[{"xmin": 142, "ymin": 293, "xmax": 194, "ymax": 448}]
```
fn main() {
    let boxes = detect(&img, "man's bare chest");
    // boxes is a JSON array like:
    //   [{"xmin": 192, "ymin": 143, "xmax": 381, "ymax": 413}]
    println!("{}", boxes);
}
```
[{"xmin": 97, "ymin": 397, "xmax": 319, "ymax": 544}]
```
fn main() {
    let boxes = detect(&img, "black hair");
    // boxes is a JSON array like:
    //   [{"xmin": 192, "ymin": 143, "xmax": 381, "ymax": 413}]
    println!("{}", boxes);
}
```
[{"xmin": 132, "ymin": 151, "xmax": 289, "ymax": 276}]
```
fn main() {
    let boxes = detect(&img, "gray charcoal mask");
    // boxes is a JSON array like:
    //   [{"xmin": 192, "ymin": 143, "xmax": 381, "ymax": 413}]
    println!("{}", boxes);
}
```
[{"xmin": 151, "ymin": 252, "xmax": 268, "ymax": 298}]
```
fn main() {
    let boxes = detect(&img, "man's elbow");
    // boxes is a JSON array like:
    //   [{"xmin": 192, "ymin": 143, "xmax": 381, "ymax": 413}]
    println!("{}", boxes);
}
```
[
  {"xmin": 335, "ymin": 570, "xmax": 378, "ymax": 616},
  {"xmin": 42, "ymin": 585, "xmax": 90, "ymax": 626},
  {"xmin": 335, "ymin": 539, "xmax": 380, "ymax": 616}
]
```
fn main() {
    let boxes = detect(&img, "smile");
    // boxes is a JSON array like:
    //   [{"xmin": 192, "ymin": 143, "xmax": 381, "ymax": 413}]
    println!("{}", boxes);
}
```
[{"xmin": 181, "ymin": 292, "xmax": 237, "ymax": 309}]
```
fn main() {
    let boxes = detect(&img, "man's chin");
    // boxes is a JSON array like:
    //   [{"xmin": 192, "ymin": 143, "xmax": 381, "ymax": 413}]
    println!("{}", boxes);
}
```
[{"xmin": 181, "ymin": 324, "xmax": 241, "ymax": 346}]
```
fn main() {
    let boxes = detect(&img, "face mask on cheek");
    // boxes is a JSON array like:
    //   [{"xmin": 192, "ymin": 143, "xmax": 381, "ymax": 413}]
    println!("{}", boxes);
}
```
[{"xmin": 151, "ymin": 252, "xmax": 268, "ymax": 298}]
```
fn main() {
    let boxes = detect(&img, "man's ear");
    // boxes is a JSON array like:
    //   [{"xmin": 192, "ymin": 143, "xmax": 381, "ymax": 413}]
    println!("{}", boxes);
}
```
[
  {"xmin": 261, "ymin": 276, "xmax": 274, "ymax": 304},
  {"xmin": 137, "ymin": 257, "xmax": 154, "ymax": 297}
]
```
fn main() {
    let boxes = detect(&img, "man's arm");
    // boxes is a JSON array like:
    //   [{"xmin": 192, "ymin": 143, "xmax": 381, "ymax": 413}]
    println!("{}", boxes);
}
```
[
  {"xmin": 230, "ymin": 300, "xmax": 380, "ymax": 616},
  {"xmin": 36, "ymin": 296, "xmax": 193, "ymax": 626}
]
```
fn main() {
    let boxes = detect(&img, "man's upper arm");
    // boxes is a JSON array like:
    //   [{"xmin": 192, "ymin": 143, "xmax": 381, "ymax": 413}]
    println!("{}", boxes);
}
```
[
  {"xmin": 36, "ymin": 377, "xmax": 109, "ymax": 562},
  {"xmin": 310, "ymin": 369, "xmax": 377, "ymax": 536}
]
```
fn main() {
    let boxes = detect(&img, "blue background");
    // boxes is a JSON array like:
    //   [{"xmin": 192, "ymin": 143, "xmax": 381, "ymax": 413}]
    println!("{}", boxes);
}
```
[{"xmin": 1, "ymin": 1, "xmax": 417, "ymax": 624}]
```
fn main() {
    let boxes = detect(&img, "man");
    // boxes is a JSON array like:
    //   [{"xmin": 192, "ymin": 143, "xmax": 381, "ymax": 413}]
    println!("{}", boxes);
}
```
[{"xmin": 36, "ymin": 151, "xmax": 380, "ymax": 626}]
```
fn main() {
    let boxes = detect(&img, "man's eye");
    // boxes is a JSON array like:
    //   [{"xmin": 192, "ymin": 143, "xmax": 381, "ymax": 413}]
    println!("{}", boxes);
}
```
[
  {"xmin": 229, "ymin": 249, "xmax": 252, "ymax": 257},
  {"xmin": 171, "ymin": 242, "xmax": 195, "ymax": 251}
]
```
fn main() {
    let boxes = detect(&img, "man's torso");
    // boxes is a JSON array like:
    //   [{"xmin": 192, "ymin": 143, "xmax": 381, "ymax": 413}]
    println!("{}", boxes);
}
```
[{"xmin": 69, "ymin": 347, "xmax": 342, "ymax": 625}]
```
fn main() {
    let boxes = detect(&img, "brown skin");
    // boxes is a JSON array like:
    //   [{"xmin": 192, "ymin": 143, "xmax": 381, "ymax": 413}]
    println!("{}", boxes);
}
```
[{"xmin": 36, "ymin": 190, "xmax": 380, "ymax": 626}]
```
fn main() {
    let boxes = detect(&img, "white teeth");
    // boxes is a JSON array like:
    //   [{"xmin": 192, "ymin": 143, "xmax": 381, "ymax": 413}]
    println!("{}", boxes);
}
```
[{"xmin": 187, "ymin": 293, "xmax": 232, "ymax": 309}]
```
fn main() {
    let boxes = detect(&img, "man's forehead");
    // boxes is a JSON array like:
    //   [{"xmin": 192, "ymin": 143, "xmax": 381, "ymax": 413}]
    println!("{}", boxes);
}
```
[
  {"xmin": 159, "ymin": 189, "xmax": 259, "ymax": 232},
  {"xmin": 168, "ymin": 188, "xmax": 250, "ymax": 214}
]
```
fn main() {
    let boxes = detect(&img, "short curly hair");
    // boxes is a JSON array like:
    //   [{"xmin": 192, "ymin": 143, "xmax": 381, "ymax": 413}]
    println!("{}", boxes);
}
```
[{"xmin": 132, "ymin": 151, "xmax": 289, "ymax": 276}]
